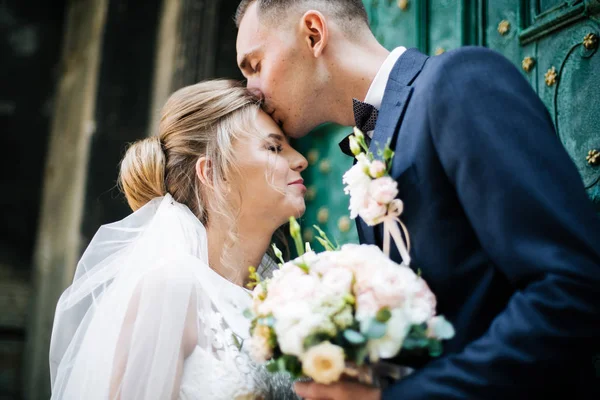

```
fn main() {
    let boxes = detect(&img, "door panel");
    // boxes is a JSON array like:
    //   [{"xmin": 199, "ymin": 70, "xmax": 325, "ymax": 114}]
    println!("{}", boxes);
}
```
[
  {"xmin": 535, "ymin": 20, "xmax": 600, "ymax": 209},
  {"xmin": 483, "ymin": 0, "xmax": 527, "ymax": 73},
  {"xmin": 364, "ymin": 0, "xmax": 419, "ymax": 50},
  {"xmin": 428, "ymin": 0, "xmax": 463, "ymax": 54}
]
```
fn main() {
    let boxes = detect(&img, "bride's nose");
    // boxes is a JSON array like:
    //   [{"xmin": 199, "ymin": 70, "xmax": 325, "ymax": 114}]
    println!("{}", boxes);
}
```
[{"xmin": 290, "ymin": 151, "xmax": 308, "ymax": 172}]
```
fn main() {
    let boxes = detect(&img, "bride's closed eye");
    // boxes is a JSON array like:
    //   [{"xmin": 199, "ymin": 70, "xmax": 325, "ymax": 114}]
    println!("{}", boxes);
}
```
[
  {"xmin": 266, "ymin": 143, "xmax": 283, "ymax": 153},
  {"xmin": 264, "ymin": 133, "xmax": 285, "ymax": 153}
]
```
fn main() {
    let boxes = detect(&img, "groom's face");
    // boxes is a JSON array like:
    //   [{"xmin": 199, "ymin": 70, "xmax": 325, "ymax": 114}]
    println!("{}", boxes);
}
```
[{"xmin": 237, "ymin": 3, "xmax": 323, "ymax": 138}]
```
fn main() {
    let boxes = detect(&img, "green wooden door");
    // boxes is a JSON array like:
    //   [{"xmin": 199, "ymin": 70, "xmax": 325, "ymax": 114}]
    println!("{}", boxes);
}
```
[{"xmin": 295, "ymin": 0, "xmax": 600, "ymax": 250}]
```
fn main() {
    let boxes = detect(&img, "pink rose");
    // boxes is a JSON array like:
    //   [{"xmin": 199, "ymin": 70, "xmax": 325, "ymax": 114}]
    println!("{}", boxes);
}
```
[
  {"xmin": 360, "ymin": 199, "xmax": 387, "ymax": 225},
  {"xmin": 369, "ymin": 177, "xmax": 398, "ymax": 204},
  {"xmin": 355, "ymin": 291, "xmax": 381, "ymax": 320}
]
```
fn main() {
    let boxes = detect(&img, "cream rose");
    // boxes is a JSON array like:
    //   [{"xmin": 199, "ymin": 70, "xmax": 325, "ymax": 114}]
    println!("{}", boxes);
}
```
[{"xmin": 302, "ymin": 342, "xmax": 346, "ymax": 384}]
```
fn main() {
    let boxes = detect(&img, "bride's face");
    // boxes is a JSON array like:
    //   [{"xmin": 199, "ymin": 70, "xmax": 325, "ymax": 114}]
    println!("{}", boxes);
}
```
[{"xmin": 230, "ymin": 110, "xmax": 308, "ymax": 227}]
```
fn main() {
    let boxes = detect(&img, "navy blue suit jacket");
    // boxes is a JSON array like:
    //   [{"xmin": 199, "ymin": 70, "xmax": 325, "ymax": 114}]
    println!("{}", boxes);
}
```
[{"xmin": 357, "ymin": 47, "xmax": 600, "ymax": 399}]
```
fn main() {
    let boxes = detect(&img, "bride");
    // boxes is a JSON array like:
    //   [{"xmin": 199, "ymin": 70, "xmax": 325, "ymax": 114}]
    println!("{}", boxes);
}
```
[{"xmin": 49, "ymin": 80, "xmax": 308, "ymax": 399}]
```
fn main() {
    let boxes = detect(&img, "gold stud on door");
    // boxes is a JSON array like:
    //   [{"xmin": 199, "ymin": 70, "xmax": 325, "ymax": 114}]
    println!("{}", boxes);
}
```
[
  {"xmin": 397, "ymin": 0, "xmax": 409, "ymax": 11},
  {"xmin": 498, "ymin": 20, "xmax": 510, "ymax": 36},
  {"xmin": 522, "ymin": 57, "xmax": 536, "ymax": 73},
  {"xmin": 587, "ymin": 149, "xmax": 600, "ymax": 166},
  {"xmin": 583, "ymin": 33, "xmax": 598, "ymax": 51},
  {"xmin": 545, "ymin": 67, "xmax": 557, "ymax": 87}
]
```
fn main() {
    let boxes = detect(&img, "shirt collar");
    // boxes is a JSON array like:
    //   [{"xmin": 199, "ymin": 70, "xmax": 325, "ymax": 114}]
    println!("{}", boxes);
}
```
[{"xmin": 364, "ymin": 46, "xmax": 407, "ymax": 110}]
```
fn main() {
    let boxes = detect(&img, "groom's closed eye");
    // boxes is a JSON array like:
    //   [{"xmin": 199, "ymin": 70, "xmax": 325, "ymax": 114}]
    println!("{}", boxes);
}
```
[{"xmin": 238, "ymin": 48, "xmax": 261, "ymax": 75}]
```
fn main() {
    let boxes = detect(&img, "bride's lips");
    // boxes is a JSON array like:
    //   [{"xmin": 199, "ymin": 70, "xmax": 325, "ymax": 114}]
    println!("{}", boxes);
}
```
[{"xmin": 288, "ymin": 179, "xmax": 306, "ymax": 192}]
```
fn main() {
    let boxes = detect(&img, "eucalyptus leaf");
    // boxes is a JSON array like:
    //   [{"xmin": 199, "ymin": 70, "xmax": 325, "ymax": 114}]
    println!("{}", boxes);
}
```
[
  {"xmin": 362, "ymin": 318, "xmax": 387, "ymax": 340},
  {"xmin": 343, "ymin": 329, "xmax": 366, "ymax": 345},
  {"xmin": 428, "ymin": 340, "xmax": 443, "ymax": 357},
  {"xmin": 303, "ymin": 333, "xmax": 330, "ymax": 349}
]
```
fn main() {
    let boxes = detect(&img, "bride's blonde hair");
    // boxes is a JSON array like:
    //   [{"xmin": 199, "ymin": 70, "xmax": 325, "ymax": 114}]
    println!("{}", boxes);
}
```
[{"xmin": 119, "ymin": 80, "xmax": 261, "ymax": 269}]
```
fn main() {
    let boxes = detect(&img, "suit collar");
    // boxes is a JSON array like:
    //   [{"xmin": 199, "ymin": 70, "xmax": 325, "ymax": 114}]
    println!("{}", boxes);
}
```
[{"xmin": 368, "ymin": 48, "xmax": 429, "ymax": 155}]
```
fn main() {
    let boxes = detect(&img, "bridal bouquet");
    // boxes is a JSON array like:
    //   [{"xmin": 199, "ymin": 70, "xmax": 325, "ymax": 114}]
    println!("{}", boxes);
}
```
[{"xmin": 245, "ymin": 128, "xmax": 454, "ymax": 385}]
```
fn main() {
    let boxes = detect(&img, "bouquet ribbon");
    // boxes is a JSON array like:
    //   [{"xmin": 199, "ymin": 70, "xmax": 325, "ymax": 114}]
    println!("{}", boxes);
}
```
[{"xmin": 382, "ymin": 201, "xmax": 411, "ymax": 265}]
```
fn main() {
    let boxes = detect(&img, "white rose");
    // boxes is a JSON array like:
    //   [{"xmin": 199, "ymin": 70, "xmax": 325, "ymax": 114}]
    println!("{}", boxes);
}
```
[
  {"xmin": 301, "ymin": 342, "xmax": 346, "ymax": 384},
  {"xmin": 248, "ymin": 324, "xmax": 273, "ymax": 363},
  {"xmin": 369, "ymin": 177, "xmax": 398, "ymax": 204},
  {"xmin": 343, "ymin": 155, "xmax": 372, "ymax": 219},
  {"xmin": 274, "ymin": 304, "xmax": 335, "ymax": 357}
]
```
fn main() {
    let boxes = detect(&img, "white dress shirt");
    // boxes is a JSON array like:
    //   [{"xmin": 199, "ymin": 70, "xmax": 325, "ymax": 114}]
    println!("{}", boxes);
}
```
[{"xmin": 363, "ymin": 46, "xmax": 407, "ymax": 137}]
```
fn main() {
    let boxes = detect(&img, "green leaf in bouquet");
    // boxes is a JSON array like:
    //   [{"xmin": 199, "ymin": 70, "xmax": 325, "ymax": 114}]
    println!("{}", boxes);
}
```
[
  {"xmin": 361, "ymin": 318, "xmax": 387, "ymax": 340},
  {"xmin": 402, "ymin": 337, "xmax": 430, "ymax": 350},
  {"xmin": 375, "ymin": 307, "xmax": 392, "ymax": 323},
  {"xmin": 428, "ymin": 339, "xmax": 443, "ymax": 357},
  {"xmin": 303, "ymin": 333, "xmax": 331, "ymax": 350},
  {"xmin": 282, "ymin": 355, "xmax": 303, "ymax": 378},
  {"xmin": 343, "ymin": 329, "xmax": 366, "ymax": 345},
  {"xmin": 312, "ymin": 225, "xmax": 338, "ymax": 251},
  {"xmin": 266, "ymin": 359, "xmax": 279, "ymax": 373},
  {"xmin": 289, "ymin": 217, "xmax": 304, "ymax": 256}
]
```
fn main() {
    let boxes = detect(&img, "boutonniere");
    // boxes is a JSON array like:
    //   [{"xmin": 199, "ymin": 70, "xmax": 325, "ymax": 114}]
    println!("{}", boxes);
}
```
[{"xmin": 342, "ymin": 127, "xmax": 411, "ymax": 264}]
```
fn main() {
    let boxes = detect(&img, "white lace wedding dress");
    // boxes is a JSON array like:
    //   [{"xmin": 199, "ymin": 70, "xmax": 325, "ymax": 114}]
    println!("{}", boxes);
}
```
[{"xmin": 49, "ymin": 195, "xmax": 296, "ymax": 400}]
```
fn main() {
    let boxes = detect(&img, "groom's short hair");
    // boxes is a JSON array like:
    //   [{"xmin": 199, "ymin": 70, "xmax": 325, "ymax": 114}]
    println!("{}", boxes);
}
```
[{"xmin": 235, "ymin": 0, "xmax": 369, "ymax": 32}]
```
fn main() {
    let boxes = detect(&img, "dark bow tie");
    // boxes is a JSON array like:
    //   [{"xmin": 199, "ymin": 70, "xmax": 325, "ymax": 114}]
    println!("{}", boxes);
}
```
[{"xmin": 339, "ymin": 99, "xmax": 378, "ymax": 157}]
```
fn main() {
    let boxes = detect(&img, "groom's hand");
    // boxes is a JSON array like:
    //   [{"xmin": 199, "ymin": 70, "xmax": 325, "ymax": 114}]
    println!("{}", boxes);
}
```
[{"xmin": 294, "ymin": 381, "xmax": 381, "ymax": 400}]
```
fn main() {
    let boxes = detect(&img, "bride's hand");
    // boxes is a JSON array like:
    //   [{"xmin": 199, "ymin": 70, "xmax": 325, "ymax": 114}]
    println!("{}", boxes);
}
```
[{"xmin": 293, "ymin": 381, "xmax": 381, "ymax": 400}]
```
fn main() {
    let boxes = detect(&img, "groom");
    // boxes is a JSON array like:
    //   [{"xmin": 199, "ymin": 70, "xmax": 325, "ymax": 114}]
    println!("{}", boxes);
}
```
[{"xmin": 236, "ymin": 1, "xmax": 600, "ymax": 399}]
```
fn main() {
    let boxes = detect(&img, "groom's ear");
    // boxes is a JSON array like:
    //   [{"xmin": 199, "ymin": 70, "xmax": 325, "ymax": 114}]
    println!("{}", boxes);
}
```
[{"xmin": 300, "ymin": 10, "xmax": 328, "ymax": 57}]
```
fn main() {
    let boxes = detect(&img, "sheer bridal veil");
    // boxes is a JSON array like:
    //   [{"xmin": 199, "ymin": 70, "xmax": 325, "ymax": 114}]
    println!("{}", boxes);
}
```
[{"xmin": 49, "ymin": 195, "xmax": 255, "ymax": 399}]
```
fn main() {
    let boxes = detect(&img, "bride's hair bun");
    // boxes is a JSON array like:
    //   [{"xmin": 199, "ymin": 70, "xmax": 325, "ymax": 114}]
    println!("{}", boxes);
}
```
[{"xmin": 119, "ymin": 136, "xmax": 167, "ymax": 211}]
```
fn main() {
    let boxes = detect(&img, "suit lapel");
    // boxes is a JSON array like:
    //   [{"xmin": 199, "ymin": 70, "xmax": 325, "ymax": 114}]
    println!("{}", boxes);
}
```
[{"xmin": 358, "ymin": 48, "xmax": 429, "ymax": 246}]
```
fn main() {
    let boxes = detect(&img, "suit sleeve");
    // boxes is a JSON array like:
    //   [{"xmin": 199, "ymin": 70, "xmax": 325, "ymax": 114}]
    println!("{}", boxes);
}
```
[{"xmin": 383, "ymin": 48, "xmax": 600, "ymax": 399}]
